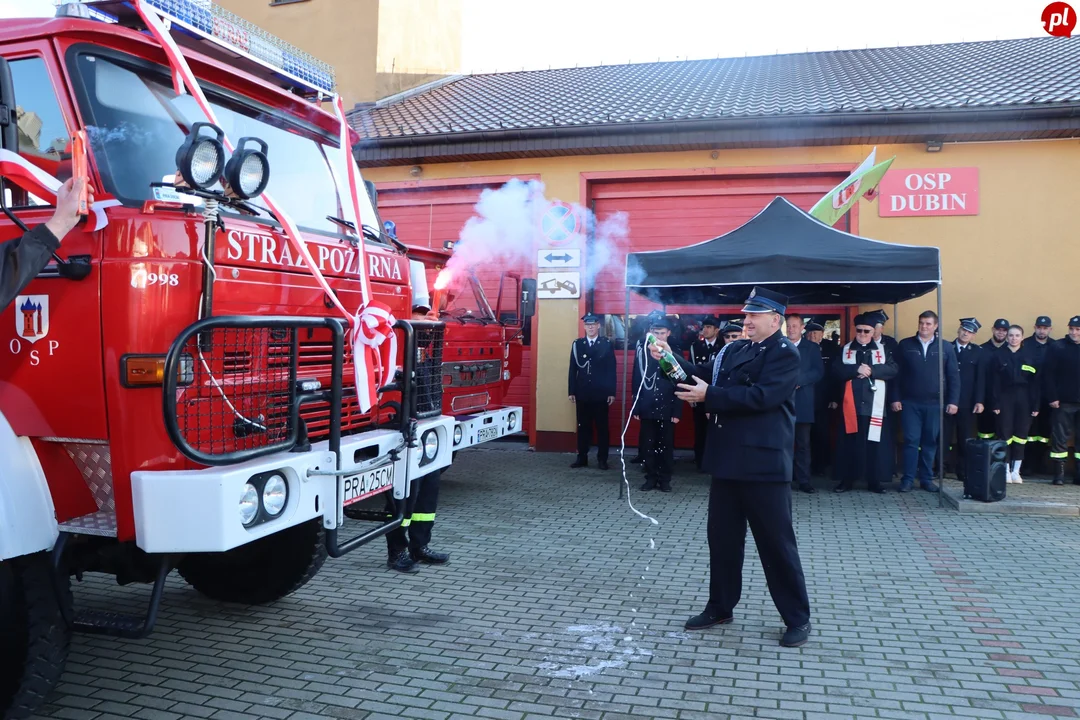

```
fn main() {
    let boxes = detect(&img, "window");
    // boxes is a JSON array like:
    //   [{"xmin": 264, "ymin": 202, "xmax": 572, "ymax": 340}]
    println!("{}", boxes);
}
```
[{"xmin": 8, "ymin": 57, "xmax": 69, "ymax": 207}]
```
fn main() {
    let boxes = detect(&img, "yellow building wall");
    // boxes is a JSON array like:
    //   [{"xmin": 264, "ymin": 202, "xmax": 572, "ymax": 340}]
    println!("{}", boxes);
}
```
[
  {"xmin": 362, "ymin": 140, "xmax": 1080, "ymax": 438},
  {"xmin": 216, "ymin": 0, "xmax": 462, "ymax": 106}
]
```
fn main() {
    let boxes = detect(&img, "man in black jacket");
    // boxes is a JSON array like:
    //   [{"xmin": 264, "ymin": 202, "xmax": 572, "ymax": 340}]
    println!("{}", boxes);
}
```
[
  {"xmin": 1, "ymin": 177, "xmax": 90, "ymax": 309},
  {"xmin": 786, "ymin": 313, "xmax": 823, "ymax": 493},
  {"xmin": 1025, "ymin": 316, "xmax": 1055, "ymax": 473},
  {"xmin": 891, "ymin": 310, "xmax": 960, "ymax": 493},
  {"xmin": 1045, "ymin": 316, "xmax": 1080, "ymax": 486},
  {"xmin": 690, "ymin": 315, "xmax": 724, "ymax": 471},
  {"xmin": 568, "ymin": 312, "xmax": 616, "ymax": 470},
  {"xmin": 633, "ymin": 313, "xmax": 682, "ymax": 492},
  {"xmin": 654, "ymin": 287, "xmax": 811, "ymax": 648},
  {"xmin": 805, "ymin": 320, "xmax": 833, "ymax": 475},
  {"xmin": 944, "ymin": 318, "xmax": 986, "ymax": 483},
  {"xmin": 978, "ymin": 318, "xmax": 1010, "ymax": 440}
]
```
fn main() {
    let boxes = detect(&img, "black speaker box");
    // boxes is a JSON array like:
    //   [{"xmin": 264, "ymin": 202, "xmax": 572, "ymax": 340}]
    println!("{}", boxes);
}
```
[{"xmin": 964, "ymin": 438, "xmax": 1008, "ymax": 502}]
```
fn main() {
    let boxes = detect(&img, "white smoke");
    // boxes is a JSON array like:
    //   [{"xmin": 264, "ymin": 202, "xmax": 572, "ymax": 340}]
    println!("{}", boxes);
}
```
[{"xmin": 435, "ymin": 178, "xmax": 628, "ymax": 294}]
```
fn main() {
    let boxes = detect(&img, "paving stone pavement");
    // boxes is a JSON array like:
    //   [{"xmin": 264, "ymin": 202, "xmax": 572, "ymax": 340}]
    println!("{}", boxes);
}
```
[{"xmin": 30, "ymin": 444, "xmax": 1080, "ymax": 720}]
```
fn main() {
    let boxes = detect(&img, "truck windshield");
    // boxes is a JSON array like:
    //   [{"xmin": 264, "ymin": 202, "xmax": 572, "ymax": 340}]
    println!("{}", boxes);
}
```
[
  {"xmin": 446, "ymin": 273, "xmax": 495, "ymax": 323},
  {"xmin": 71, "ymin": 52, "xmax": 346, "ymax": 235}
]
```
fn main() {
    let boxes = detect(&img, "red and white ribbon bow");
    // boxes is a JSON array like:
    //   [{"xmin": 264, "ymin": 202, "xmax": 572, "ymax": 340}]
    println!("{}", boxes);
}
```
[
  {"xmin": 135, "ymin": 0, "xmax": 397, "ymax": 413},
  {"xmin": 0, "ymin": 149, "xmax": 117, "ymax": 232}
]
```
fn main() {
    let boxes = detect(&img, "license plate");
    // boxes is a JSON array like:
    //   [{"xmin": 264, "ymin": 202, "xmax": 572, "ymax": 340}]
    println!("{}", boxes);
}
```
[
  {"xmin": 477, "ymin": 426, "xmax": 500, "ymax": 442},
  {"xmin": 342, "ymin": 463, "xmax": 395, "ymax": 506}
]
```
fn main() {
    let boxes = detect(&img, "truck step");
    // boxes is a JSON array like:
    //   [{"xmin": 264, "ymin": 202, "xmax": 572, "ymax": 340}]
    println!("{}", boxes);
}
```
[{"xmin": 57, "ymin": 509, "xmax": 117, "ymax": 537}]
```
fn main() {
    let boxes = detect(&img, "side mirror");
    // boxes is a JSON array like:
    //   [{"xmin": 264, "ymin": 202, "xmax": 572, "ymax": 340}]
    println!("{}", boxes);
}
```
[
  {"xmin": 520, "ymin": 278, "xmax": 536, "ymax": 319},
  {"xmin": 0, "ymin": 57, "xmax": 18, "ymax": 152}
]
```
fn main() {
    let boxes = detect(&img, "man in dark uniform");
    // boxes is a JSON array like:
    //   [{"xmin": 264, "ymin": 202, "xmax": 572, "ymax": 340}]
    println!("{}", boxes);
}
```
[
  {"xmin": 568, "ymin": 312, "xmax": 616, "ymax": 470},
  {"xmin": 1044, "ymin": 316, "xmax": 1080, "ymax": 486},
  {"xmin": 653, "ymin": 287, "xmax": 812, "ymax": 648},
  {"xmin": 1, "ymin": 177, "xmax": 91, "ymax": 308},
  {"xmin": 978, "ymin": 319, "xmax": 1010, "ymax": 439},
  {"xmin": 721, "ymin": 321, "xmax": 744, "ymax": 345},
  {"xmin": 633, "ymin": 313, "xmax": 682, "ymax": 492},
  {"xmin": 1025, "ymin": 316, "xmax": 1054, "ymax": 473},
  {"xmin": 690, "ymin": 315, "xmax": 724, "ymax": 471},
  {"xmin": 805, "ymin": 320, "xmax": 833, "ymax": 475},
  {"xmin": 787, "ymin": 313, "xmax": 824, "ymax": 494},
  {"xmin": 833, "ymin": 313, "xmax": 900, "ymax": 493},
  {"xmin": 943, "ymin": 318, "xmax": 986, "ymax": 484}
]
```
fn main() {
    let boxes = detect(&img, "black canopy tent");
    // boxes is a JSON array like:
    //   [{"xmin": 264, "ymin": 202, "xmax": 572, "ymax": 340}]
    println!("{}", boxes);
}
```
[{"xmin": 619, "ymin": 197, "xmax": 947, "ymax": 505}]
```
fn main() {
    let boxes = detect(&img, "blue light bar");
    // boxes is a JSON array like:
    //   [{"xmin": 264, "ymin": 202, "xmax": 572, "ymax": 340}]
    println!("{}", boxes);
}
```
[{"xmin": 62, "ymin": 0, "xmax": 336, "ymax": 96}]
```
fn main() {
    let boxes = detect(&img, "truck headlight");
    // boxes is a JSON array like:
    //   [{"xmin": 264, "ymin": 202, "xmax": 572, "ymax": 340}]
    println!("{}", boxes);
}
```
[
  {"xmin": 508, "ymin": 412, "xmax": 518, "ymax": 431},
  {"xmin": 176, "ymin": 122, "xmax": 225, "ymax": 191},
  {"xmin": 224, "ymin": 137, "xmax": 270, "ymax": 199},
  {"xmin": 239, "ymin": 483, "xmax": 259, "ymax": 526},
  {"xmin": 262, "ymin": 474, "xmax": 288, "ymax": 516},
  {"xmin": 422, "ymin": 430, "xmax": 439, "ymax": 461},
  {"xmin": 453, "ymin": 425, "xmax": 463, "ymax": 445}
]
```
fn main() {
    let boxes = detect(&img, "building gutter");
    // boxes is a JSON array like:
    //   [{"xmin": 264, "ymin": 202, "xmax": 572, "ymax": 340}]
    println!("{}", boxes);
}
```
[{"xmin": 353, "ymin": 103, "xmax": 1080, "ymax": 165}]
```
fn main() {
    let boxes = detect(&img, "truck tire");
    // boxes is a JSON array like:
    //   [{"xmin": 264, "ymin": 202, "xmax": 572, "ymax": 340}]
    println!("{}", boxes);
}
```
[
  {"xmin": 0, "ymin": 553, "xmax": 72, "ymax": 720},
  {"xmin": 177, "ymin": 519, "xmax": 327, "ymax": 605}
]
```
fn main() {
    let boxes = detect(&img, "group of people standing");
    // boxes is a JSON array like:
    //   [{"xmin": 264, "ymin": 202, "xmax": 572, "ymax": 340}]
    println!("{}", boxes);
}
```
[{"xmin": 568, "ymin": 306, "xmax": 1080, "ymax": 493}]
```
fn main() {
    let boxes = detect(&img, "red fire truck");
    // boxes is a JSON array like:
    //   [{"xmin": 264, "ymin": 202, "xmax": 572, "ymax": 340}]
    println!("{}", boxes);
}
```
[
  {"xmin": 0, "ymin": 2, "xmax": 492, "ymax": 717},
  {"xmin": 402, "ymin": 242, "xmax": 532, "ymax": 451}
]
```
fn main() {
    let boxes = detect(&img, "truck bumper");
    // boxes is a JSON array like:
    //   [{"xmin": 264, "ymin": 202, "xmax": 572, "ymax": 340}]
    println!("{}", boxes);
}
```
[
  {"xmin": 450, "ymin": 406, "xmax": 524, "ymax": 451},
  {"xmin": 131, "ymin": 417, "xmax": 454, "ymax": 555}
]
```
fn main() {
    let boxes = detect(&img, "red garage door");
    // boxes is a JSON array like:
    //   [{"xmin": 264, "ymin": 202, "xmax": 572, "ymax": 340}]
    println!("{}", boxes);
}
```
[
  {"xmin": 374, "ymin": 180, "xmax": 537, "ymax": 441},
  {"xmin": 587, "ymin": 171, "xmax": 850, "ymax": 450}
]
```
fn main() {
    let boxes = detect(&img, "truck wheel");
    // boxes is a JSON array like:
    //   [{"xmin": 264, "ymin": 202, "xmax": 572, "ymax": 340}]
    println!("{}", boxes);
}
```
[
  {"xmin": 178, "ymin": 519, "xmax": 327, "ymax": 605},
  {"xmin": 0, "ymin": 554, "xmax": 72, "ymax": 720}
]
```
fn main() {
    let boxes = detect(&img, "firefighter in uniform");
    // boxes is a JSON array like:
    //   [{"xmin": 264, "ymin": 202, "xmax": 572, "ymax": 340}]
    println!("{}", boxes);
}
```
[
  {"xmin": 654, "ymin": 287, "xmax": 812, "ymax": 648},
  {"xmin": 988, "ymin": 325, "xmax": 1041, "ymax": 484},
  {"xmin": 381, "ymin": 303, "xmax": 449, "ymax": 573},
  {"xmin": 978, "ymin": 318, "xmax": 1010, "ymax": 439},
  {"xmin": 568, "ymin": 312, "xmax": 616, "ymax": 470},
  {"xmin": 721, "ymin": 321, "xmax": 744, "ymax": 345},
  {"xmin": 944, "ymin": 318, "xmax": 986, "ymax": 483},
  {"xmin": 1, "ymin": 177, "xmax": 91, "ymax": 308},
  {"xmin": 1025, "ymin": 316, "xmax": 1054, "ymax": 473},
  {"xmin": 805, "ymin": 320, "xmax": 833, "ymax": 475},
  {"xmin": 690, "ymin": 315, "xmax": 724, "ymax": 471},
  {"xmin": 1044, "ymin": 316, "xmax": 1080, "ymax": 486},
  {"xmin": 633, "ymin": 313, "xmax": 682, "ymax": 492}
]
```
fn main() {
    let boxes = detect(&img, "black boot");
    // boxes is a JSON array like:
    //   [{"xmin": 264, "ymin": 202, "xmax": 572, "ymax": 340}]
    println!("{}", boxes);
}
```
[
  {"xmin": 640, "ymin": 478, "xmax": 657, "ymax": 491},
  {"xmin": 1053, "ymin": 460, "xmax": 1065, "ymax": 486},
  {"xmin": 570, "ymin": 457, "xmax": 588, "ymax": 469},
  {"xmin": 411, "ymin": 546, "xmax": 449, "ymax": 565},
  {"xmin": 658, "ymin": 479, "xmax": 672, "ymax": 493},
  {"xmin": 387, "ymin": 549, "xmax": 419, "ymax": 573}
]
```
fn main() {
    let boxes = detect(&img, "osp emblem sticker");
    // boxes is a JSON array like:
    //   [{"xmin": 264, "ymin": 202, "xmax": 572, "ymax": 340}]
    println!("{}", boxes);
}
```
[{"xmin": 15, "ymin": 295, "xmax": 49, "ymax": 344}]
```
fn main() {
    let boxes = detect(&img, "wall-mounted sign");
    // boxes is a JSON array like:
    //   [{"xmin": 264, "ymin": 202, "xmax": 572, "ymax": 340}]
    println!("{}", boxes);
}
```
[
  {"xmin": 537, "ymin": 271, "xmax": 580, "ymax": 299},
  {"xmin": 537, "ymin": 248, "xmax": 581, "ymax": 268},
  {"xmin": 541, "ymin": 202, "xmax": 582, "ymax": 246},
  {"xmin": 877, "ymin": 168, "xmax": 979, "ymax": 217}
]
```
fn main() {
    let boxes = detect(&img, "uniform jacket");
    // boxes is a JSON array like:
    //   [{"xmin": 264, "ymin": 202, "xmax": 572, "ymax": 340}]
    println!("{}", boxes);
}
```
[
  {"xmin": 891, "ymin": 335, "xmax": 960, "ymax": 406},
  {"xmin": 1043, "ymin": 337, "xmax": 1080, "ymax": 405},
  {"xmin": 792, "ymin": 338, "xmax": 824, "ymax": 424},
  {"xmin": 568, "ymin": 336, "xmax": 617, "ymax": 403},
  {"xmin": 1025, "ymin": 336, "xmax": 1053, "ymax": 406},
  {"xmin": 632, "ymin": 342, "xmax": 683, "ymax": 420},
  {"xmin": 988, "ymin": 344, "xmax": 1041, "ymax": 412},
  {"xmin": 0, "ymin": 224, "xmax": 58, "ymax": 309},
  {"xmin": 677, "ymin": 329, "xmax": 799, "ymax": 483},
  {"xmin": 690, "ymin": 337, "xmax": 723, "ymax": 368},
  {"xmin": 832, "ymin": 340, "xmax": 899, "ymax": 416},
  {"xmin": 981, "ymin": 339, "xmax": 1007, "ymax": 403},
  {"xmin": 952, "ymin": 340, "xmax": 986, "ymax": 410}
]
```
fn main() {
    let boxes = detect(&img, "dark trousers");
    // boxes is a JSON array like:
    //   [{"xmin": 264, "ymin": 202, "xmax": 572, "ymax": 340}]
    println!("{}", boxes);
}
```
[
  {"xmin": 693, "ymin": 405, "xmax": 708, "ymax": 469},
  {"xmin": 576, "ymin": 400, "xmax": 610, "ymax": 462},
  {"xmin": 1050, "ymin": 403, "xmax": 1080, "ymax": 470},
  {"xmin": 640, "ymin": 418, "xmax": 675, "ymax": 483},
  {"xmin": 901, "ymin": 402, "xmax": 940, "ymax": 485},
  {"xmin": 1025, "ymin": 403, "xmax": 1053, "ymax": 469},
  {"xmin": 386, "ymin": 470, "xmax": 441, "ymax": 555},
  {"xmin": 944, "ymin": 409, "xmax": 977, "ymax": 480},
  {"xmin": 836, "ymin": 414, "xmax": 889, "ymax": 491},
  {"xmin": 707, "ymin": 478, "xmax": 810, "ymax": 628},
  {"xmin": 810, "ymin": 408, "xmax": 831, "ymax": 473},
  {"xmin": 995, "ymin": 388, "xmax": 1034, "ymax": 463},
  {"xmin": 793, "ymin": 423, "xmax": 812, "ymax": 488}
]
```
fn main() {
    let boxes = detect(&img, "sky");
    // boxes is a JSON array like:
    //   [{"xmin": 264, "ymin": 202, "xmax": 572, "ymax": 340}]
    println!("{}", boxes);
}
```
[
  {"xmin": 460, "ymin": 0, "xmax": 1054, "ymax": 73},
  {"xmin": 2, "ymin": 0, "xmax": 1060, "ymax": 73}
]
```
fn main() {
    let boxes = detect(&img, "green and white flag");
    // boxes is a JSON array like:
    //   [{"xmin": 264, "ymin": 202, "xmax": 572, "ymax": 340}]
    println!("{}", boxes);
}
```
[{"xmin": 809, "ymin": 148, "xmax": 894, "ymax": 226}]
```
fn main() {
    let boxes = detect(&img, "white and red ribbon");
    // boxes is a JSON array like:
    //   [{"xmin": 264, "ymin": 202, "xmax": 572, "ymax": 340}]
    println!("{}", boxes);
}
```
[
  {"xmin": 0, "ymin": 148, "xmax": 118, "ymax": 232},
  {"xmin": 134, "ymin": 0, "xmax": 397, "ymax": 413}
]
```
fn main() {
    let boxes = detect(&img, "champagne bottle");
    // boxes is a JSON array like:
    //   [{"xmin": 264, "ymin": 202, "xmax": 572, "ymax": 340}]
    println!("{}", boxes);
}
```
[{"xmin": 646, "ymin": 332, "xmax": 688, "ymax": 382}]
